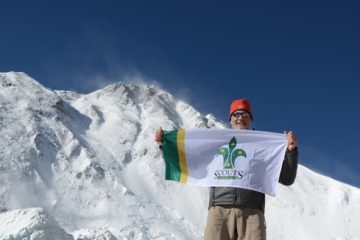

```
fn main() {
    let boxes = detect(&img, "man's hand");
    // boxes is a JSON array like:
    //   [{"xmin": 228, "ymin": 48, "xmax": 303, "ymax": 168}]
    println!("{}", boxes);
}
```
[
  {"xmin": 155, "ymin": 127, "xmax": 163, "ymax": 145},
  {"xmin": 285, "ymin": 131, "xmax": 297, "ymax": 151}
]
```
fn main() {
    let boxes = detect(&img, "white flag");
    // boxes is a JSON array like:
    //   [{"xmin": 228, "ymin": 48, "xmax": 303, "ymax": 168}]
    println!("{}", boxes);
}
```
[{"xmin": 162, "ymin": 128, "xmax": 288, "ymax": 196}]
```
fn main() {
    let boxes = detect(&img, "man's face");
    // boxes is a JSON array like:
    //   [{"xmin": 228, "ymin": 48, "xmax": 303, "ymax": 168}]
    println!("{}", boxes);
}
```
[{"xmin": 230, "ymin": 110, "xmax": 252, "ymax": 129}]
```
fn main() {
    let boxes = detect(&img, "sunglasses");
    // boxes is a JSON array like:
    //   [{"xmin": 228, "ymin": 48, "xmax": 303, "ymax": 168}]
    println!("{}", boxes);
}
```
[{"xmin": 232, "ymin": 111, "xmax": 251, "ymax": 119}]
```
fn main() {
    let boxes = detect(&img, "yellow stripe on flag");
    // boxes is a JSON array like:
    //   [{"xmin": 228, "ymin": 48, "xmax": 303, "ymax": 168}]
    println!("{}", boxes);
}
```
[{"xmin": 177, "ymin": 129, "xmax": 188, "ymax": 183}]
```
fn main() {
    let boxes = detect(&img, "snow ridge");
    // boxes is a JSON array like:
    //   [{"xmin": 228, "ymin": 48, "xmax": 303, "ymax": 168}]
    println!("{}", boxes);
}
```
[{"xmin": 0, "ymin": 208, "xmax": 73, "ymax": 240}]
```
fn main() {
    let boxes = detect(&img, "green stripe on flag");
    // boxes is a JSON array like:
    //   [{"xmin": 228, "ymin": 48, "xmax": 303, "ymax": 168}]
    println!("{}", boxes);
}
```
[{"xmin": 162, "ymin": 130, "xmax": 182, "ymax": 181}]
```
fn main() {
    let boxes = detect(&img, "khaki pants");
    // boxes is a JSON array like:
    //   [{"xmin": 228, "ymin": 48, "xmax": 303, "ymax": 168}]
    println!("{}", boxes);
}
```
[{"xmin": 204, "ymin": 206, "xmax": 266, "ymax": 240}]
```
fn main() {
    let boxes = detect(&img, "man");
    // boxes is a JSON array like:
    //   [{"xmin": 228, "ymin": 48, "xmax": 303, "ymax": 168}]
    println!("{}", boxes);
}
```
[{"xmin": 155, "ymin": 99, "xmax": 298, "ymax": 240}]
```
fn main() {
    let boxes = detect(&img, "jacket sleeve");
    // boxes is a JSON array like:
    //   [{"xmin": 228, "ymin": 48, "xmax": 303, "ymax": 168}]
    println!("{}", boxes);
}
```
[{"xmin": 279, "ymin": 148, "xmax": 298, "ymax": 186}]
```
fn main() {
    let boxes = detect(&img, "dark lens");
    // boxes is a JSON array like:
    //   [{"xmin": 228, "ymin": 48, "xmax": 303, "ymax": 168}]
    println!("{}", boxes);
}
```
[
  {"xmin": 232, "ymin": 111, "xmax": 241, "ymax": 118},
  {"xmin": 241, "ymin": 112, "xmax": 250, "ymax": 118}
]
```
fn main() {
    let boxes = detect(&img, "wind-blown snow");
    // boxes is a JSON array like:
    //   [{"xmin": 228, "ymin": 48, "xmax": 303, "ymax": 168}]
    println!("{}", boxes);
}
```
[{"xmin": 0, "ymin": 72, "xmax": 359, "ymax": 239}]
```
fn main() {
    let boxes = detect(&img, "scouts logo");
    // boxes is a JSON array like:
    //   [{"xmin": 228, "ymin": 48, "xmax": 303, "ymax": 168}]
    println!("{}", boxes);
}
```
[{"xmin": 215, "ymin": 137, "xmax": 246, "ymax": 179}]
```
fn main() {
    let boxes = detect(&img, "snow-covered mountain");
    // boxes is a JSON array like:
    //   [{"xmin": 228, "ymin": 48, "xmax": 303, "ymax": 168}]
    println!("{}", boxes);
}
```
[{"xmin": 0, "ymin": 72, "xmax": 359, "ymax": 240}]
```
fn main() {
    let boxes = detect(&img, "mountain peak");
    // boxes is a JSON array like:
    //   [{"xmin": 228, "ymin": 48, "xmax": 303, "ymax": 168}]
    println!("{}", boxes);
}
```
[{"xmin": 1, "ymin": 71, "xmax": 46, "ymax": 89}]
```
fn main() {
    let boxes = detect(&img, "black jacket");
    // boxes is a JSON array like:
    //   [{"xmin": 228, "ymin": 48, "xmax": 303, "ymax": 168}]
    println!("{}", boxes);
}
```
[{"xmin": 208, "ymin": 148, "xmax": 298, "ymax": 212}]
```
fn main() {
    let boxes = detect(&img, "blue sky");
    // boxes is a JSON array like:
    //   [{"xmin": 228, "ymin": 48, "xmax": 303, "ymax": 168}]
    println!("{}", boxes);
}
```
[{"xmin": 1, "ymin": 0, "xmax": 360, "ymax": 187}]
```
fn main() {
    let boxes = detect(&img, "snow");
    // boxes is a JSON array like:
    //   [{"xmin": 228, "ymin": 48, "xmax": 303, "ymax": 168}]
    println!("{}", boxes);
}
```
[
  {"xmin": 0, "ymin": 71, "xmax": 359, "ymax": 239},
  {"xmin": 0, "ymin": 208, "xmax": 73, "ymax": 240}
]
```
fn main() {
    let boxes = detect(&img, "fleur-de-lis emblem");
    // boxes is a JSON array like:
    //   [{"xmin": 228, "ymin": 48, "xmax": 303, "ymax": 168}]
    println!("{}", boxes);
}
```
[{"xmin": 217, "ymin": 137, "xmax": 246, "ymax": 169}]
